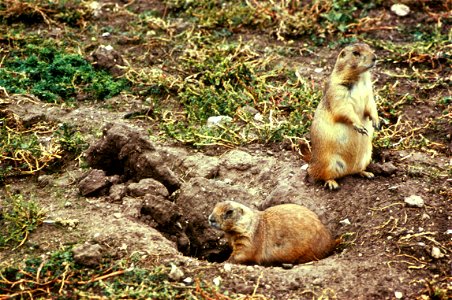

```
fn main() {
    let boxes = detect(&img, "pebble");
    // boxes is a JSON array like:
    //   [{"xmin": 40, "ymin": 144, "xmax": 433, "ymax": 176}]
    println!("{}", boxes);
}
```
[
  {"xmin": 207, "ymin": 116, "xmax": 232, "ymax": 127},
  {"xmin": 213, "ymin": 276, "xmax": 221, "ymax": 286},
  {"xmin": 404, "ymin": 195, "xmax": 424, "ymax": 208},
  {"xmin": 224, "ymin": 263, "xmax": 232, "ymax": 272},
  {"xmin": 431, "ymin": 247, "xmax": 444, "ymax": 259},
  {"xmin": 391, "ymin": 4, "xmax": 410, "ymax": 16},
  {"xmin": 183, "ymin": 277, "xmax": 193, "ymax": 284},
  {"xmin": 282, "ymin": 263, "xmax": 293, "ymax": 269},
  {"xmin": 394, "ymin": 291, "xmax": 403, "ymax": 299},
  {"xmin": 339, "ymin": 218, "xmax": 351, "ymax": 226},
  {"xmin": 254, "ymin": 113, "xmax": 263, "ymax": 122},
  {"xmin": 169, "ymin": 263, "xmax": 184, "ymax": 281}
]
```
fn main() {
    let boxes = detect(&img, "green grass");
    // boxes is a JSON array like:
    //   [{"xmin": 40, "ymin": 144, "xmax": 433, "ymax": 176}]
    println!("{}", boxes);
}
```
[
  {"xmin": 0, "ymin": 42, "xmax": 129, "ymax": 103},
  {"xmin": 0, "ymin": 192, "xmax": 46, "ymax": 249},
  {"xmin": 0, "ymin": 248, "xmax": 245, "ymax": 299}
]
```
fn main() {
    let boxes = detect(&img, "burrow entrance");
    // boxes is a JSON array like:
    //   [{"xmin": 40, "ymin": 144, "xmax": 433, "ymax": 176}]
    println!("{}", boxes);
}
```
[{"xmin": 78, "ymin": 123, "xmax": 234, "ymax": 263}]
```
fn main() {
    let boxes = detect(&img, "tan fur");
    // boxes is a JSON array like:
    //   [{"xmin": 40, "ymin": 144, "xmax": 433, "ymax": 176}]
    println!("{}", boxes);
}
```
[
  {"xmin": 308, "ymin": 43, "xmax": 380, "ymax": 190},
  {"xmin": 208, "ymin": 201, "xmax": 336, "ymax": 266}
]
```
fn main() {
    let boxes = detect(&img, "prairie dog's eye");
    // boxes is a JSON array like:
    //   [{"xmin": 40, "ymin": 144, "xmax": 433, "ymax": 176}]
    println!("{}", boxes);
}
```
[
  {"xmin": 352, "ymin": 51, "xmax": 361, "ymax": 57},
  {"xmin": 224, "ymin": 209, "xmax": 234, "ymax": 218}
]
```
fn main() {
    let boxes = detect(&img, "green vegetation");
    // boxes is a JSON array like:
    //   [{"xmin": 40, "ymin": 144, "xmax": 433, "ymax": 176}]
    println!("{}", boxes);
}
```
[
  {"xmin": 0, "ymin": 43, "xmax": 129, "ymax": 103},
  {"xmin": 0, "ymin": 1, "xmax": 450, "ymax": 297},
  {"xmin": 0, "ymin": 107, "xmax": 87, "ymax": 180},
  {"xmin": 0, "ymin": 248, "xmax": 242, "ymax": 299},
  {"xmin": 0, "ymin": 192, "xmax": 45, "ymax": 249}
]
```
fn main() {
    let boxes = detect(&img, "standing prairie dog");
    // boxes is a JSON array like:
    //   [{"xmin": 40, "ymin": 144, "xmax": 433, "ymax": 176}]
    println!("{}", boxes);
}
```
[
  {"xmin": 308, "ymin": 43, "xmax": 380, "ymax": 190},
  {"xmin": 208, "ymin": 201, "xmax": 336, "ymax": 266}
]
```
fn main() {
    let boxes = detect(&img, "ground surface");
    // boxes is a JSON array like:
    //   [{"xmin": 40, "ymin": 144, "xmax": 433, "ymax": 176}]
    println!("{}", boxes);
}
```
[{"xmin": 0, "ymin": 1, "xmax": 451, "ymax": 299}]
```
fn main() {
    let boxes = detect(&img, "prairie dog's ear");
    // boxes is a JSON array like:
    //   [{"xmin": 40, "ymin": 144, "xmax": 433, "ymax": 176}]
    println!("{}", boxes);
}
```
[{"xmin": 235, "ymin": 207, "xmax": 244, "ymax": 216}]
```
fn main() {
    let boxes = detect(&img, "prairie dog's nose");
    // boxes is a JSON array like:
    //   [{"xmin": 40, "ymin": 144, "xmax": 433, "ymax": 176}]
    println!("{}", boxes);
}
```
[
  {"xmin": 208, "ymin": 214, "xmax": 219, "ymax": 228},
  {"xmin": 208, "ymin": 214, "xmax": 215, "ymax": 225},
  {"xmin": 372, "ymin": 54, "xmax": 377, "ymax": 63}
]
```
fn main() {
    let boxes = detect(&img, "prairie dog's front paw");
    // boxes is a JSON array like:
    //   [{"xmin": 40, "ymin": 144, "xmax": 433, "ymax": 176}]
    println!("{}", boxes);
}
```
[
  {"xmin": 372, "ymin": 118, "xmax": 381, "ymax": 130},
  {"xmin": 353, "ymin": 124, "xmax": 368, "ymax": 136}
]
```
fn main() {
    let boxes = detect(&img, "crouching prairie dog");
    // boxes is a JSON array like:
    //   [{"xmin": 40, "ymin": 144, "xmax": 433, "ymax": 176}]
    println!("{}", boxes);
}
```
[
  {"xmin": 208, "ymin": 200, "xmax": 336, "ymax": 266},
  {"xmin": 308, "ymin": 43, "xmax": 380, "ymax": 190}
]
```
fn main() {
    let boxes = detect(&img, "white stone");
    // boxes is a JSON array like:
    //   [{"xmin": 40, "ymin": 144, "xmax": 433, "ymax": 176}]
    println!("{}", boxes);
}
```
[
  {"xmin": 301, "ymin": 164, "xmax": 309, "ymax": 171},
  {"xmin": 314, "ymin": 67, "xmax": 323, "ymax": 73},
  {"xmin": 431, "ymin": 247, "xmax": 444, "ymax": 259},
  {"xmin": 223, "ymin": 263, "xmax": 232, "ymax": 272},
  {"xmin": 254, "ymin": 113, "xmax": 263, "ymax": 122},
  {"xmin": 394, "ymin": 291, "xmax": 403, "ymax": 299},
  {"xmin": 339, "ymin": 218, "xmax": 351, "ymax": 226},
  {"xmin": 213, "ymin": 276, "xmax": 221, "ymax": 286},
  {"xmin": 207, "ymin": 116, "xmax": 232, "ymax": 127},
  {"xmin": 183, "ymin": 277, "xmax": 193, "ymax": 284},
  {"xmin": 404, "ymin": 195, "xmax": 424, "ymax": 208},
  {"xmin": 391, "ymin": 4, "xmax": 410, "ymax": 16},
  {"xmin": 169, "ymin": 263, "xmax": 184, "ymax": 281}
]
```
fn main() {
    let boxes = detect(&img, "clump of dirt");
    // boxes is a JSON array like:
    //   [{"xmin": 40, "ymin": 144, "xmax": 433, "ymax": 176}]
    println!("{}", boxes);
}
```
[{"xmin": 84, "ymin": 122, "xmax": 181, "ymax": 193}]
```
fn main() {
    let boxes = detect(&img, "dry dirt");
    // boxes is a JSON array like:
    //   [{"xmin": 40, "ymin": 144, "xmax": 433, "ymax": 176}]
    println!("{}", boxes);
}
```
[
  {"xmin": 0, "ymin": 95, "xmax": 450, "ymax": 299},
  {"xmin": 0, "ymin": 1, "xmax": 451, "ymax": 299}
]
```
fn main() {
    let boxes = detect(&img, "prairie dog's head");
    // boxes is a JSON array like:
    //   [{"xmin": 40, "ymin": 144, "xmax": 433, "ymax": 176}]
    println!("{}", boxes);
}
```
[
  {"xmin": 208, "ymin": 201, "xmax": 255, "ymax": 233},
  {"xmin": 333, "ymin": 43, "xmax": 376, "ymax": 83}
]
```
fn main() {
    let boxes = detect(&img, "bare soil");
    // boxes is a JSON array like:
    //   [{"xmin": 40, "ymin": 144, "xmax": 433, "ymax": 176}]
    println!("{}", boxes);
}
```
[
  {"xmin": 0, "ymin": 1, "xmax": 451, "ymax": 299},
  {"xmin": 1, "ymin": 96, "xmax": 450, "ymax": 299}
]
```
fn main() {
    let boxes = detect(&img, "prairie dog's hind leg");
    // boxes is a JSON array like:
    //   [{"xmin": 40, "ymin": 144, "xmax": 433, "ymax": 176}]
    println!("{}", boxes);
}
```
[
  {"xmin": 324, "ymin": 179, "xmax": 339, "ymax": 190},
  {"xmin": 323, "ymin": 158, "xmax": 346, "ymax": 190}
]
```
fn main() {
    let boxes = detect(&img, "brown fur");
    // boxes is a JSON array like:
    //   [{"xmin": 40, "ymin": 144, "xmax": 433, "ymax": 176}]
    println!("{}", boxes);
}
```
[
  {"xmin": 308, "ymin": 43, "xmax": 380, "ymax": 190},
  {"xmin": 208, "ymin": 201, "xmax": 336, "ymax": 266}
]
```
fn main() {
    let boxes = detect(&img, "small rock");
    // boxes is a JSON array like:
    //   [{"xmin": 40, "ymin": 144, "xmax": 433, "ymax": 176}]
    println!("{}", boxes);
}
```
[
  {"xmin": 64, "ymin": 201, "xmax": 72, "ymax": 208},
  {"xmin": 78, "ymin": 169, "xmax": 110, "ymax": 197},
  {"xmin": 314, "ymin": 67, "xmax": 323, "ymax": 73},
  {"xmin": 312, "ymin": 278, "xmax": 322, "ymax": 285},
  {"xmin": 127, "ymin": 178, "xmax": 169, "ymax": 198},
  {"xmin": 213, "ymin": 276, "xmax": 221, "ymax": 286},
  {"xmin": 108, "ymin": 183, "xmax": 127, "ymax": 202},
  {"xmin": 37, "ymin": 174, "xmax": 52, "ymax": 187},
  {"xmin": 367, "ymin": 162, "xmax": 397, "ymax": 176},
  {"xmin": 183, "ymin": 277, "xmax": 193, "ymax": 284},
  {"xmin": 282, "ymin": 263, "xmax": 294, "ymax": 269},
  {"xmin": 223, "ymin": 263, "xmax": 232, "ymax": 272},
  {"xmin": 72, "ymin": 243, "xmax": 103, "ymax": 267},
  {"xmin": 421, "ymin": 213, "xmax": 430, "ymax": 220},
  {"xmin": 431, "ymin": 247, "xmax": 444, "ymax": 259},
  {"xmin": 239, "ymin": 105, "xmax": 259, "ymax": 116},
  {"xmin": 89, "ymin": 45, "xmax": 125, "ymax": 76},
  {"xmin": 254, "ymin": 113, "xmax": 263, "ymax": 122},
  {"xmin": 388, "ymin": 185, "xmax": 398, "ymax": 191},
  {"xmin": 391, "ymin": 4, "xmax": 410, "ymax": 16},
  {"xmin": 207, "ymin": 115, "xmax": 232, "ymax": 127},
  {"xmin": 446, "ymin": 229, "xmax": 452, "ymax": 235},
  {"xmin": 404, "ymin": 195, "xmax": 424, "ymax": 208},
  {"xmin": 339, "ymin": 218, "xmax": 351, "ymax": 226},
  {"xmin": 394, "ymin": 291, "xmax": 403, "ymax": 299},
  {"xmin": 168, "ymin": 263, "xmax": 184, "ymax": 281},
  {"xmin": 113, "ymin": 213, "xmax": 122, "ymax": 219},
  {"xmin": 300, "ymin": 164, "xmax": 309, "ymax": 171}
]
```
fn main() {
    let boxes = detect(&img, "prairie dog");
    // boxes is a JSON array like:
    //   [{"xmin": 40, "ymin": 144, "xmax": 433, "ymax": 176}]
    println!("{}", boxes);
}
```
[
  {"xmin": 208, "ymin": 201, "xmax": 336, "ymax": 266},
  {"xmin": 308, "ymin": 43, "xmax": 380, "ymax": 190}
]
